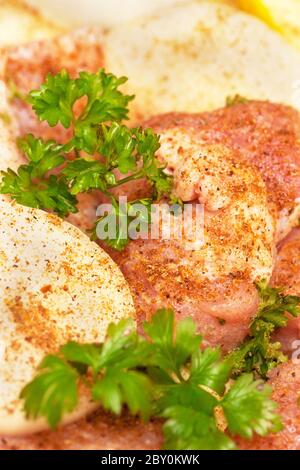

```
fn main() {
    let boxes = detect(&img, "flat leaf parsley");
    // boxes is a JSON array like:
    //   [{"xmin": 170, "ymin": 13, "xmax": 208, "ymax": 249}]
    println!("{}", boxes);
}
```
[{"xmin": 21, "ymin": 309, "xmax": 282, "ymax": 450}]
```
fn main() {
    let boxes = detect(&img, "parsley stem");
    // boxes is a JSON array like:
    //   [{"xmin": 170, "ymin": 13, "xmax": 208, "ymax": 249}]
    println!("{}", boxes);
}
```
[{"xmin": 110, "ymin": 171, "xmax": 144, "ymax": 188}]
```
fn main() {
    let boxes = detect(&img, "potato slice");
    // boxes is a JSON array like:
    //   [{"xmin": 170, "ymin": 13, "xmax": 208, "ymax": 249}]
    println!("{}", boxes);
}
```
[
  {"xmin": 104, "ymin": 1, "xmax": 300, "ymax": 121},
  {"xmin": 0, "ymin": 199, "xmax": 135, "ymax": 435},
  {"xmin": 0, "ymin": 0, "xmax": 63, "ymax": 47}
]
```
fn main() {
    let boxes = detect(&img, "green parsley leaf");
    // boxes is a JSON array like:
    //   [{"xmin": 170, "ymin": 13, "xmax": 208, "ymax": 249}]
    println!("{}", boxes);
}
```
[
  {"xmin": 0, "ymin": 168, "xmax": 77, "ymax": 217},
  {"xmin": 162, "ymin": 406, "xmax": 235, "ymax": 450},
  {"xmin": 60, "ymin": 342, "xmax": 102, "ymax": 375},
  {"xmin": 75, "ymin": 70, "xmax": 133, "ymax": 124},
  {"xmin": 0, "ymin": 134, "xmax": 77, "ymax": 216},
  {"xmin": 136, "ymin": 128, "xmax": 172, "ymax": 199},
  {"xmin": 98, "ymin": 123, "xmax": 137, "ymax": 173},
  {"xmin": 20, "ymin": 309, "xmax": 282, "ymax": 449},
  {"xmin": 29, "ymin": 70, "xmax": 82, "ymax": 128},
  {"xmin": 62, "ymin": 158, "xmax": 107, "ymax": 194},
  {"xmin": 18, "ymin": 134, "xmax": 64, "ymax": 171},
  {"xmin": 28, "ymin": 69, "xmax": 134, "ymax": 153},
  {"xmin": 94, "ymin": 197, "xmax": 152, "ymax": 251},
  {"xmin": 190, "ymin": 348, "xmax": 232, "ymax": 395},
  {"xmin": 72, "ymin": 71, "xmax": 134, "ymax": 153},
  {"xmin": 144, "ymin": 309, "xmax": 202, "ymax": 377},
  {"xmin": 257, "ymin": 280, "xmax": 300, "ymax": 324},
  {"xmin": 92, "ymin": 369, "xmax": 153, "ymax": 420},
  {"xmin": 2, "ymin": 69, "xmax": 175, "ymax": 250},
  {"xmin": 226, "ymin": 94, "xmax": 249, "ymax": 107},
  {"xmin": 20, "ymin": 355, "xmax": 79, "ymax": 430},
  {"xmin": 221, "ymin": 373, "xmax": 283, "ymax": 439}
]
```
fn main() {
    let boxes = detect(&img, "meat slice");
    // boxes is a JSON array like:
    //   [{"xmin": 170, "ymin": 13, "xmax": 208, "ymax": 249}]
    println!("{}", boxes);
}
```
[
  {"xmin": 0, "ymin": 411, "xmax": 163, "ymax": 450},
  {"xmin": 270, "ymin": 228, "xmax": 300, "ymax": 355},
  {"xmin": 107, "ymin": 134, "xmax": 275, "ymax": 352},
  {"xmin": 272, "ymin": 228, "xmax": 300, "ymax": 294},
  {"xmin": 236, "ymin": 229, "xmax": 300, "ymax": 450},
  {"xmin": 145, "ymin": 102, "xmax": 300, "ymax": 242},
  {"xmin": 237, "ymin": 361, "xmax": 300, "ymax": 450},
  {"xmin": 2, "ymin": 27, "xmax": 104, "ymax": 142},
  {"xmin": 3, "ymin": 362, "xmax": 299, "ymax": 451},
  {"xmin": 107, "ymin": 102, "xmax": 300, "ymax": 351}
]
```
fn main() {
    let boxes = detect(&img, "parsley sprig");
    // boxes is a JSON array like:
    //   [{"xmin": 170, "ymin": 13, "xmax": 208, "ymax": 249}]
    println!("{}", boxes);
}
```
[
  {"xmin": 229, "ymin": 280, "xmax": 300, "ymax": 378},
  {"xmin": 21, "ymin": 309, "xmax": 282, "ymax": 450},
  {"xmin": 0, "ymin": 69, "xmax": 173, "ymax": 249}
]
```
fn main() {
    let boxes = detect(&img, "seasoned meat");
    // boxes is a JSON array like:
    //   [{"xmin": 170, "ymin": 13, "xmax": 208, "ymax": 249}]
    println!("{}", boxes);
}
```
[
  {"xmin": 107, "ymin": 102, "xmax": 300, "ymax": 351},
  {"xmin": 2, "ymin": 27, "xmax": 104, "ymax": 142},
  {"xmin": 108, "ymin": 136, "xmax": 275, "ymax": 352},
  {"xmin": 272, "ymin": 228, "xmax": 300, "ymax": 294},
  {"xmin": 0, "ymin": 410, "xmax": 163, "ymax": 450},
  {"xmin": 4, "ymin": 361, "xmax": 300, "ymax": 451},
  {"xmin": 145, "ymin": 101, "xmax": 300, "ymax": 242},
  {"xmin": 271, "ymin": 228, "xmax": 300, "ymax": 355},
  {"xmin": 238, "ymin": 230, "xmax": 300, "ymax": 449}
]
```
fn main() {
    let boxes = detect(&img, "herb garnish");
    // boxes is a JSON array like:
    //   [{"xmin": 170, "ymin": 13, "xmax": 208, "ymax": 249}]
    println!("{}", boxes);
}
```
[
  {"xmin": 229, "ymin": 280, "xmax": 300, "ymax": 378},
  {"xmin": 21, "ymin": 309, "xmax": 282, "ymax": 450},
  {"xmin": 0, "ymin": 69, "xmax": 173, "ymax": 249}
]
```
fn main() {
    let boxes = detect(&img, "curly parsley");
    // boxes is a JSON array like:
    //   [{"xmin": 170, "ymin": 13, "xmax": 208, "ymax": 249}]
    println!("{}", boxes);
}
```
[
  {"xmin": 229, "ymin": 280, "xmax": 300, "ymax": 378},
  {"xmin": 0, "ymin": 69, "xmax": 173, "ymax": 249}
]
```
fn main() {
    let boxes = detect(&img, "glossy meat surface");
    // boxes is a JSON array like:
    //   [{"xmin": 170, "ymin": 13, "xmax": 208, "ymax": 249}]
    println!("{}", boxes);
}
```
[
  {"xmin": 145, "ymin": 101, "xmax": 300, "ymax": 242},
  {"xmin": 108, "ymin": 134, "xmax": 274, "ymax": 352}
]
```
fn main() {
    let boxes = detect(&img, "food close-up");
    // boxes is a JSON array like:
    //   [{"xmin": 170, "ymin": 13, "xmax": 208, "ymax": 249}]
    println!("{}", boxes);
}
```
[{"xmin": 0, "ymin": 0, "xmax": 300, "ymax": 454}]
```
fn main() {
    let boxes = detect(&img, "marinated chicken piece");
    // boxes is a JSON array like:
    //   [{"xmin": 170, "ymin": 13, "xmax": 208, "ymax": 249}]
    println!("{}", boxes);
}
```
[
  {"xmin": 272, "ymin": 228, "xmax": 300, "ymax": 294},
  {"xmin": 145, "ymin": 102, "xmax": 300, "ymax": 242},
  {"xmin": 108, "ymin": 135, "xmax": 275, "ymax": 352},
  {"xmin": 237, "ymin": 361, "xmax": 300, "ymax": 450},
  {"xmin": 110, "ymin": 103, "xmax": 300, "ymax": 350},
  {"xmin": 0, "ymin": 411, "xmax": 162, "ymax": 450},
  {"xmin": 271, "ymin": 228, "xmax": 300, "ymax": 355}
]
